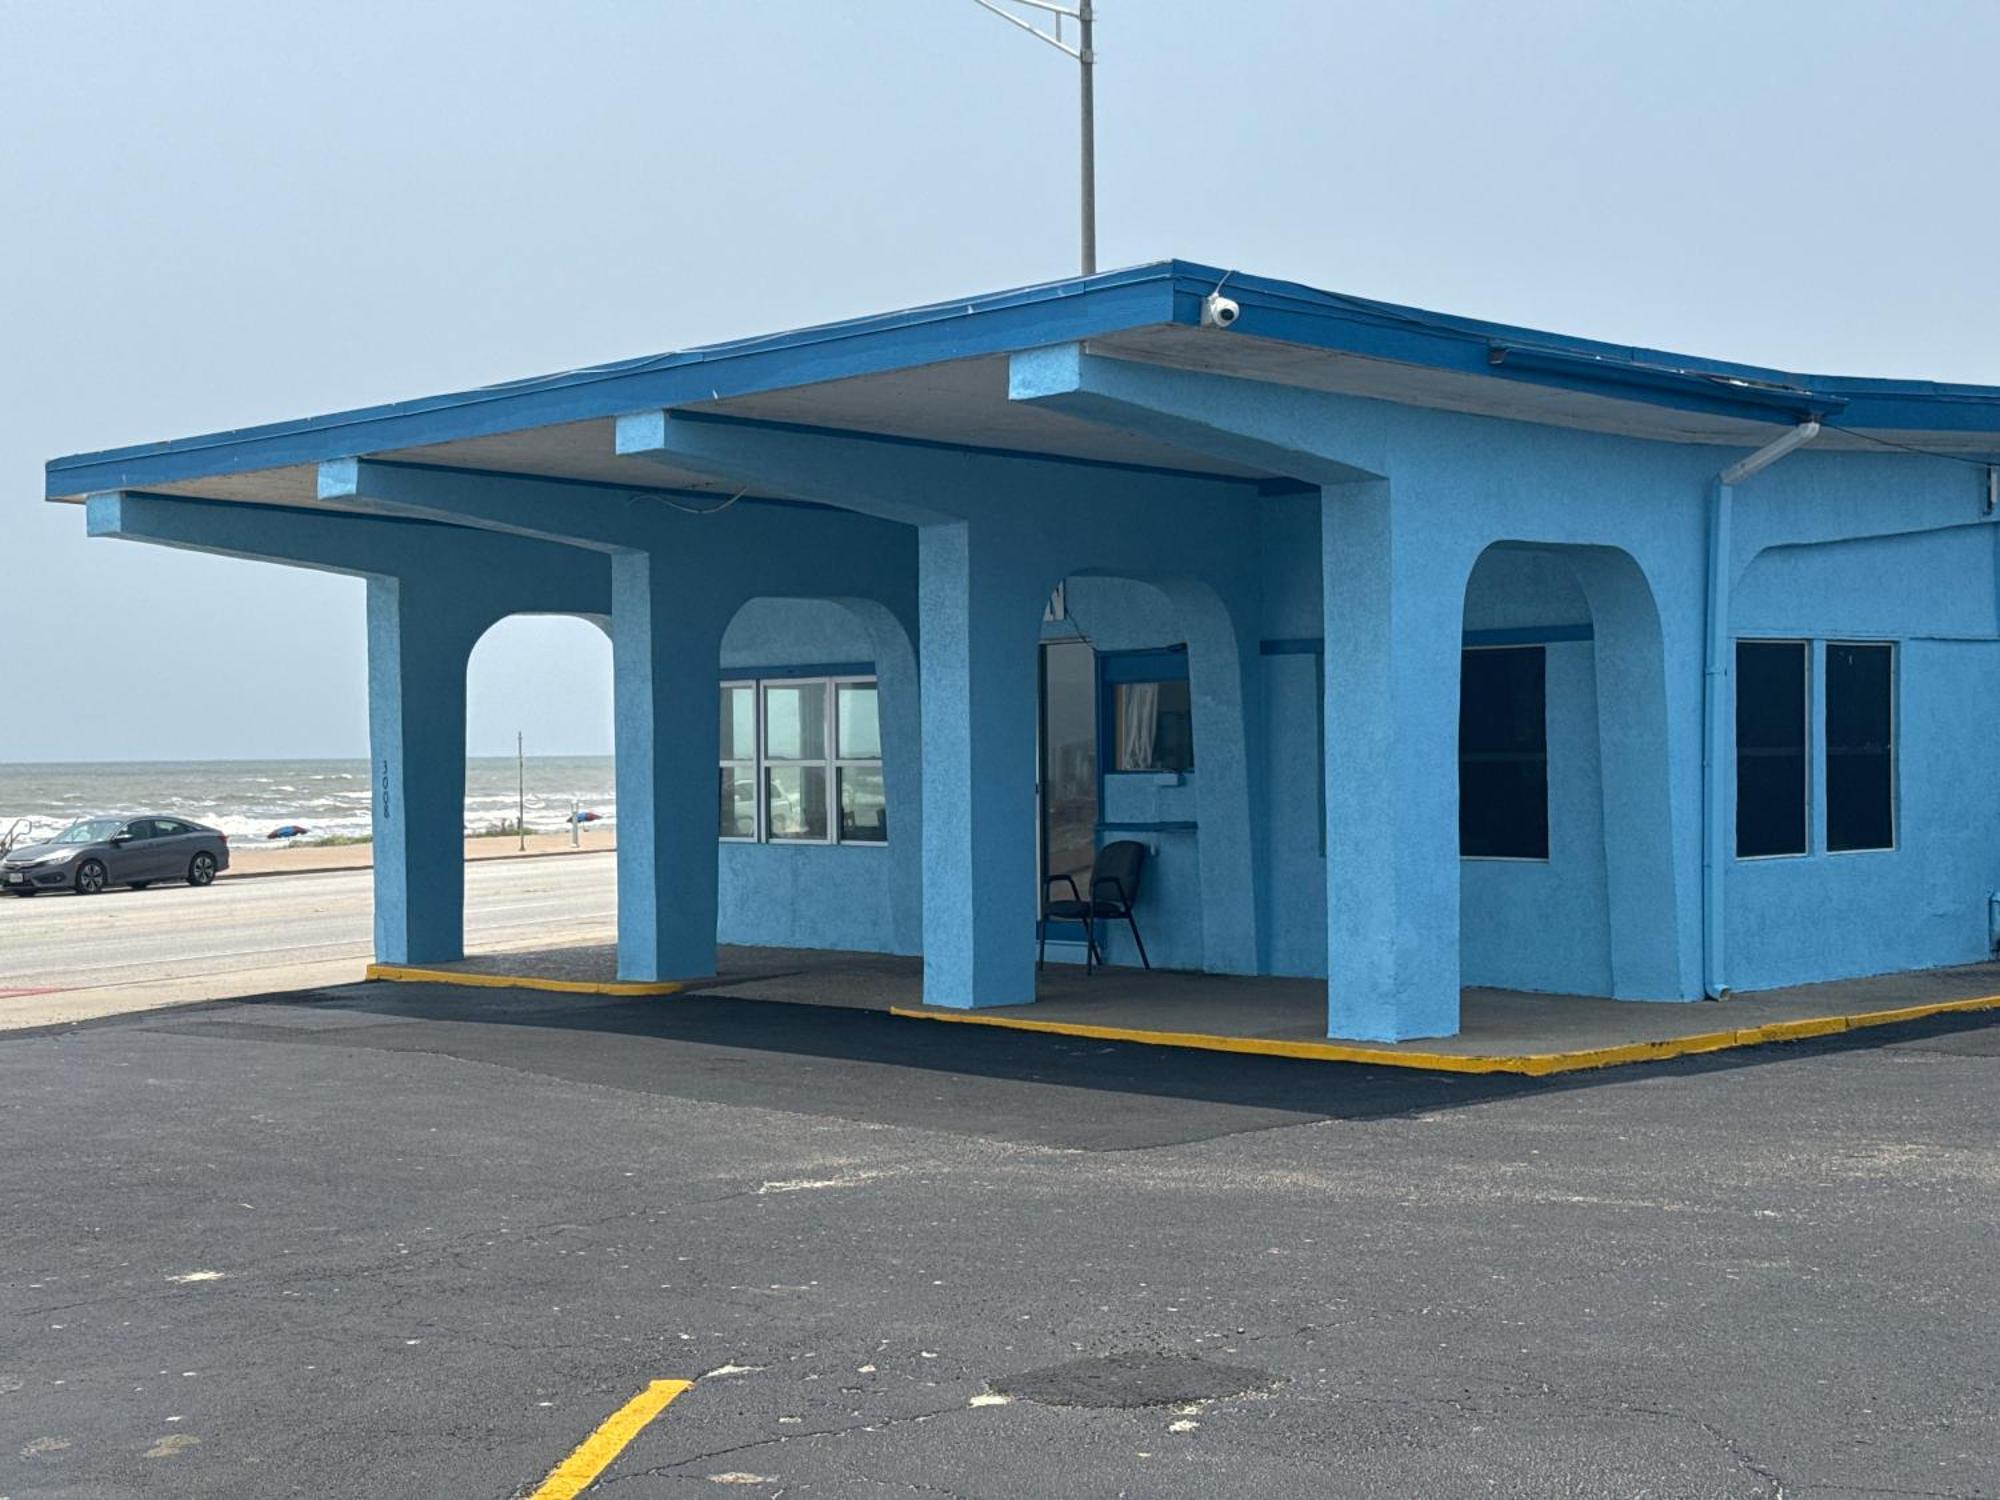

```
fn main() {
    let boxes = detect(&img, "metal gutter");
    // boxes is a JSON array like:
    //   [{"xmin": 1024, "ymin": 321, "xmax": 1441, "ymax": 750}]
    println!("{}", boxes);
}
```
[{"xmin": 1702, "ymin": 420, "xmax": 1822, "ymax": 1000}]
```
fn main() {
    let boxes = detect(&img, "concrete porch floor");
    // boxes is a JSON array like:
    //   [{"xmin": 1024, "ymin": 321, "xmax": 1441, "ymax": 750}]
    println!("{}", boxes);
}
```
[{"xmin": 366, "ymin": 944, "xmax": 2000, "ymax": 1074}]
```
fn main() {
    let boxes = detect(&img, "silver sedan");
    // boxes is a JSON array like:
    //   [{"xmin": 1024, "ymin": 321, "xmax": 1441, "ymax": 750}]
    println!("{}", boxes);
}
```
[{"xmin": 2, "ymin": 815, "xmax": 231, "ymax": 896}]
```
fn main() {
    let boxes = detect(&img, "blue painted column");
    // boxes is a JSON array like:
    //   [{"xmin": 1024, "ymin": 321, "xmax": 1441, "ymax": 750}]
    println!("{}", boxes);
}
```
[
  {"xmin": 1321, "ymin": 480, "xmax": 1466, "ymax": 1040},
  {"xmin": 918, "ymin": 521, "xmax": 1045, "ymax": 1008},
  {"xmin": 612, "ymin": 550, "xmax": 728, "ymax": 982},
  {"xmin": 366, "ymin": 577, "xmax": 478, "ymax": 966}
]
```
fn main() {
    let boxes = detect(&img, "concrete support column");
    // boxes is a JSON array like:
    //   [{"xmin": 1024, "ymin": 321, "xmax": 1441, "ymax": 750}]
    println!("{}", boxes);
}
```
[
  {"xmin": 612, "ymin": 551, "xmax": 728, "ymax": 982},
  {"xmin": 366, "ymin": 577, "xmax": 476, "ymax": 966},
  {"xmin": 918, "ymin": 521, "xmax": 1044, "ymax": 1008},
  {"xmin": 1321, "ymin": 480, "xmax": 1466, "ymax": 1040}
]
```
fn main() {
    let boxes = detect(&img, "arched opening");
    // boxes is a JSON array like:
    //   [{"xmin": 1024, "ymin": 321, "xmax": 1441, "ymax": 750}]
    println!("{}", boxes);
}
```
[
  {"xmin": 459, "ymin": 612, "xmax": 616, "ymax": 953},
  {"xmin": 1032, "ymin": 571, "xmax": 1259, "ymax": 977},
  {"xmin": 1458, "ymin": 543, "xmax": 1684, "ymax": 999},
  {"xmin": 713, "ymin": 595, "xmax": 921, "ymax": 955}
]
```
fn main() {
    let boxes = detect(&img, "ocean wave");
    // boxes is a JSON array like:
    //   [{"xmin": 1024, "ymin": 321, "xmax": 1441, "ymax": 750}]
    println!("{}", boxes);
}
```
[{"xmin": 1, "ymin": 756, "xmax": 615, "ymax": 843}]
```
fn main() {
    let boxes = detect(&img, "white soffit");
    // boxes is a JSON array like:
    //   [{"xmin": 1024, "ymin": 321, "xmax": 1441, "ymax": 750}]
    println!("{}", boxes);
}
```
[{"xmin": 123, "ymin": 323, "xmax": 1994, "ymax": 510}]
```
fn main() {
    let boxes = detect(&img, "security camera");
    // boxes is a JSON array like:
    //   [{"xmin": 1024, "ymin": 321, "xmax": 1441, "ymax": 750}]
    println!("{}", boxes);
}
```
[{"xmin": 1201, "ymin": 292, "xmax": 1241, "ymax": 329}]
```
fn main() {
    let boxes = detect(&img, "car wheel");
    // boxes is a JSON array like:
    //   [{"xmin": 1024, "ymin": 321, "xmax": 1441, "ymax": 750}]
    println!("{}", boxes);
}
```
[
  {"xmin": 187, "ymin": 852, "xmax": 218, "ymax": 887},
  {"xmin": 75, "ymin": 859, "xmax": 108, "ymax": 895}
]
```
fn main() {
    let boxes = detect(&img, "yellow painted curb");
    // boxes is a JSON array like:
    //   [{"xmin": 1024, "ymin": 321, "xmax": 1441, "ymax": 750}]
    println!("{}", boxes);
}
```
[
  {"xmin": 888, "ymin": 992, "xmax": 2000, "ymax": 1076},
  {"xmin": 365, "ymin": 962, "xmax": 690, "ymax": 998}
]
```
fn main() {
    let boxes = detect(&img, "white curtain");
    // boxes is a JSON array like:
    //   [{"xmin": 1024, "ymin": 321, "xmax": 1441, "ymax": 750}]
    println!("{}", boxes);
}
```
[{"xmin": 1120, "ymin": 681, "xmax": 1159, "ymax": 770}]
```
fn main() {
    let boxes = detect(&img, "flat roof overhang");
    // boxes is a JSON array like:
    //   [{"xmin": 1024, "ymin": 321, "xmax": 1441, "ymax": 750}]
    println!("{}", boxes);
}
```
[{"xmin": 46, "ymin": 260, "xmax": 2000, "ymax": 510}]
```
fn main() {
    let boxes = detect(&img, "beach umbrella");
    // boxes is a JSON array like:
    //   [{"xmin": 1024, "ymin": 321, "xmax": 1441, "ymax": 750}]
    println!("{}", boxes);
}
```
[
  {"xmin": 267, "ymin": 824, "xmax": 311, "ymax": 839},
  {"xmin": 569, "ymin": 810, "xmax": 602, "ymax": 824}
]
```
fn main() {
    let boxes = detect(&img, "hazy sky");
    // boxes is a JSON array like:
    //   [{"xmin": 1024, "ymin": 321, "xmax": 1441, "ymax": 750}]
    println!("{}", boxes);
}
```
[{"xmin": 4, "ymin": 0, "xmax": 1997, "ymax": 762}]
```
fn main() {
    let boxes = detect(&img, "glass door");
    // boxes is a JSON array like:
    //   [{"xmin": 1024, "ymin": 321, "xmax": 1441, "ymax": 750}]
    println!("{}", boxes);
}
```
[{"xmin": 1038, "ymin": 639, "xmax": 1099, "ymax": 916}]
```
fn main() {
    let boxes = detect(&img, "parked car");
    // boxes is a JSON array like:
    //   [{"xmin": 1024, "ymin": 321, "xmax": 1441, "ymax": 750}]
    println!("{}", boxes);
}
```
[{"xmin": 2, "ymin": 815, "xmax": 230, "ymax": 896}]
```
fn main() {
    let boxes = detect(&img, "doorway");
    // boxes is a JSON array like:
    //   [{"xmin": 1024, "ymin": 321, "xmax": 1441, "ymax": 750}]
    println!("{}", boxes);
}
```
[{"xmin": 1038, "ymin": 639, "xmax": 1098, "ymax": 924}]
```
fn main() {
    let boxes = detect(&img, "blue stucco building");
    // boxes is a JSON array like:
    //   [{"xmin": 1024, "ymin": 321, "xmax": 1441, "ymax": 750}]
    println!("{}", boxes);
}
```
[{"xmin": 47, "ymin": 263, "xmax": 2000, "ymax": 1040}]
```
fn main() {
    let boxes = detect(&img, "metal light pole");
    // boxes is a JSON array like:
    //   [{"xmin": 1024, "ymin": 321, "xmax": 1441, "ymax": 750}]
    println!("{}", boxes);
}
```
[{"xmin": 970, "ymin": 0, "xmax": 1097, "ymax": 275}]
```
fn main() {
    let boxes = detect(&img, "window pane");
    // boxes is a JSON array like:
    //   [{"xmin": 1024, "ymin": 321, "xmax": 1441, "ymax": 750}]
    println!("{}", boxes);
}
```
[
  {"xmin": 718, "ymin": 767, "xmax": 757, "ymax": 839},
  {"xmin": 1459, "ymin": 647, "xmax": 1548, "ymax": 859},
  {"xmin": 765, "ymin": 764, "xmax": 828, "ymax": 840},
  {"xmin": 837, "ymin": 683, "xmax": 881, "ymax": 759},
  {"xmin": 1827, "ymin": 642, "xmax": 1893, "ymax": 852},
  {"xmin": 720, "ymin": 685, "xmax": 755, "ymax": 761},
  {"xmin": 838, "ymin": 766, "xmax": 888, "ymax": 843},
  {"xmin": 763, "ymin": 683, "xmax": 827, "ymax": 761},
  {"xmin": 1042, "ymin": 640, "xmax": 1099, "ymax": 897},
  {"xmin": 1736, "ymin": 640, "xmax": 1807, "ymax": 858},
  {"xmin": 1113, "ymin": 679, "xmax": 1195, "ymax": 772}
]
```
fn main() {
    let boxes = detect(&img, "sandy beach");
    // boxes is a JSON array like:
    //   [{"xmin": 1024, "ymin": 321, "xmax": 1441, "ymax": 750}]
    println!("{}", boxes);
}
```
[{"xmin": 223, "ymin": 828, "xmax": 616, "ymax": 879}]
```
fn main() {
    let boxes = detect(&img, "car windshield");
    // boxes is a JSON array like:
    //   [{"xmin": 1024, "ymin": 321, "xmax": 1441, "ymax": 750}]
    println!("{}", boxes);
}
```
[{"xmin": 52, "ymin": 819, "xmax": 123, "ymax": 844}]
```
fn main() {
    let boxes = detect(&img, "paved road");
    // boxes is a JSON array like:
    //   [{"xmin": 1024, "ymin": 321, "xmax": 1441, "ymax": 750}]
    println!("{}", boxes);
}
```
[
  {"xmin": 0, "ymin": 854, "xmax": 617, "ymax": 1025},
  {"xmin": 1, "ymin": 981, "xmax": 1994, "ymax": 1498}
]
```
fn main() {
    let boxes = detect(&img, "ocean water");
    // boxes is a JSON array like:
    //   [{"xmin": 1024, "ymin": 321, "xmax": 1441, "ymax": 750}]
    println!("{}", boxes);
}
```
[{"xmin": 0, "ymin": 757, "xmax": 617, "ymax": 847}]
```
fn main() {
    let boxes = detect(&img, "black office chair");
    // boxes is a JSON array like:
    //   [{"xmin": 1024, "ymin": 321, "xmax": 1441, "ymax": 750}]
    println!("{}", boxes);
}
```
[{"xmin": 1039, "ymin": 839, "xmax": 1151, "ymax": 975}]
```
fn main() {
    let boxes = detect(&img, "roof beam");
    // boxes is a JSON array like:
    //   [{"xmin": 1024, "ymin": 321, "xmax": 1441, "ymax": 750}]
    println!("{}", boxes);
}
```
[
  {"xmin": 614, "ymin": 409, "xmax": 1257, "ymax": 528},
  {"xmin": 1007, "ymin": 344, "xmax": 1387, "ymax": 486},
  {"xmin": 87, "ymin": 491, "xmax": 611, "ymax": 615},
  {"xmin": 316, "ymin": 458, "xmax": 916, "ymax": 623},
  {"xmin": 315, "ymin": 458, "xmax": 767, "ymax": 553}
]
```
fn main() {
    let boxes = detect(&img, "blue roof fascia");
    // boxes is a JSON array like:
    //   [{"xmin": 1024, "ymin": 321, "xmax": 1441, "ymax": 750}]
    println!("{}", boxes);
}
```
[
  {"xmin": 46, "ymin": 264, "xmax": 1185, "ymax": 500},
  {"xmin": 1806, "ymin": 379, "xmax": 2000, "ymax": 434},
  {"xmin": 48, "ymin": 259, "xmax": 2000, "ymax": 500},
  {"xmin": 1164, "ymin": 262, "xmax": 2000, "ymax": 439}
]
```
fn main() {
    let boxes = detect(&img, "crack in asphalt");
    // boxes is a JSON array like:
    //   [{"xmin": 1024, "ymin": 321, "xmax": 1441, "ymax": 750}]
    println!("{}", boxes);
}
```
[{"xmin": 596, "ymin": 1397, "xmax": 975, "ymax": 1491}]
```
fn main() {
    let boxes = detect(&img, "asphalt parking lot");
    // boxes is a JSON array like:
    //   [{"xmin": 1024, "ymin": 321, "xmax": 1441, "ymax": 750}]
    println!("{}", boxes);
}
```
[{"xmin": 2, "ymin": 982, "xmax": 1996, "ymax": 1498}]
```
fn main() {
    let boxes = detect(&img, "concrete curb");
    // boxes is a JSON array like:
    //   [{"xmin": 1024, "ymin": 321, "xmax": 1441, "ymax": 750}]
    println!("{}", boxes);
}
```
[
  {"xmin": 353, "ymin": 961, "xmax": 2000, "ymax": 1075},
  {"xmin": 365, "ymin": 962, "xmax": 686, "ymax": 998},
  {"xmin": 886, "ymin": 993, "xmax": 2000, "ymax": 1075}
]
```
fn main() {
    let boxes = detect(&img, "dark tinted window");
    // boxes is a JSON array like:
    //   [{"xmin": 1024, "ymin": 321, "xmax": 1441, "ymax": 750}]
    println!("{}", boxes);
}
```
[
  {"xmin": 1736, "ymin": 640, "xmax": 1807, "ymax": 857},
  {"xmin": 1112, "ymin": 679, "xmax": 1194, "ymax": 772},
  {"xmin": 123, "ymin": 819, "xmax": 157, "ymax": 840},
  {"xmin": 153, "ymin": 819, "xmax": 189, "ymax": 836},
  {"xmin": 1827, "ymin": 642, "xmax": 1894, "ymax": 852},
  {"xmin": 1460, "ymin": 647, "xmax": 1548, "ymax": 859}
]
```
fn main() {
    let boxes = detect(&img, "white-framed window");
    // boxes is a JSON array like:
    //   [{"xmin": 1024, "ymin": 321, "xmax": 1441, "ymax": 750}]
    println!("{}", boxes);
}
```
[
  {"xmin": 1735, "ymin": 638, "xmax": 1810, "ymax": 859},
  {"xmin": 718, "ymin": 676, "xmax": 885, "ymax": 845},
  {"xmin": 719, "ymin": 681, "xmax": 759, "ymax": 841},
  {"xmin": 1825, "ymin": 640, "xmax": 1895, "ymax": 854},
  {"xmin": 833, "ymin": 677, "xmax": 887, "ymax": 843}
]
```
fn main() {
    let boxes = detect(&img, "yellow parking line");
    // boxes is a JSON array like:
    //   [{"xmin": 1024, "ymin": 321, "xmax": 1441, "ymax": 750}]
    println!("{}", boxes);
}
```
[{"xmin": 529, "ymin": 1378, "xmax": 692, "ymax": 1500}]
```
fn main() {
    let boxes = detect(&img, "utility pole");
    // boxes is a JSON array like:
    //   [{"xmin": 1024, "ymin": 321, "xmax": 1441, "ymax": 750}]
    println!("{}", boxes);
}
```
[
  {"xmin": 516, "ymin": 731, "xmax": 526, "ymax": 852},
  {"xmin": 970, "ymin": 0, "xmax": 1097, "ymax": 275}
]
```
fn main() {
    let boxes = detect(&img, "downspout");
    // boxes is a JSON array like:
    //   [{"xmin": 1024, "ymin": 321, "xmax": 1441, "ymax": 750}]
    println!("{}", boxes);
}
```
[{"xmin": 1703, "ymin": 419, "xmax": 1821, "ymax": 999}]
